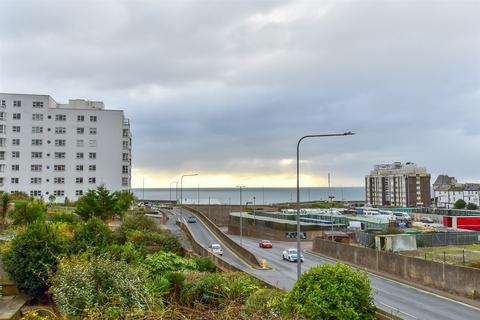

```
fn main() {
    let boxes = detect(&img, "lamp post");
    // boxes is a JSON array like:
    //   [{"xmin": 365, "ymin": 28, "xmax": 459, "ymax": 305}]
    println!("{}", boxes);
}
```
[
  {"xmin": 237, "ymin": 185, "xmax": 246, "ymax": 246},
  {"xmin": 296, "ymin": 132, "xmax": 355, "ymax": 280},
  {"xmin": 253, "ymin": 196, "xmax": 256, "ymax": 223},
  {"xmin": 180, "ymin": 174, "xmax": 198, "ymax": 205},
  {"xmin": 170, "ymin": 181, "xmax": 178, "ymax": 202}
]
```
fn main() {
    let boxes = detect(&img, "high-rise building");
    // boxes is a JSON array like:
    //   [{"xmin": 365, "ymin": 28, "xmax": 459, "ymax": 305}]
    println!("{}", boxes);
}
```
[
  {"xmin": 0, "ymin": 93, "xmax": 131, "ymax": 202},
  {"xmin": 365, "ymin": 162, "xmax": 431, "ymax": 207}
]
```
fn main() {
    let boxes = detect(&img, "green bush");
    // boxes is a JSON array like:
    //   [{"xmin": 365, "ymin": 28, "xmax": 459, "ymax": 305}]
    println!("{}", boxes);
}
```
[
  {"xmin": 467, "ymin": 202, "xmax": 478, "ymax": 210},
  {"xmin": 143, "ymin": 251, "xmax": 197, "ymax": 275},
  {"xmin": 116, "ymin": 214, "xmax": 160, "ymax": 244},
  {"xmin": 454, "ymin": 199, "xmax": 467, "ymax": 209},
  {"xmin": 244, "ymin": 288, "xmax": 286, "ymax": 318},
  {"xmin": 75, "ymin": 186, "xmax": 121, "ymax": 221},
  {"xmin": 286, "ymin": 263, "xmax": 375, "ymax": 320},
  {"xmin": 51, "ymin": 256, "xmax": 153, "ymax": 318},
  {"xmin": 51, "ymin": 211, "xmax": 78, "ymax": 224},
  {"xmin": 126, "ymin": 230, "xmax": 182, "ymax": 254},
  {"xmin": 8, "ymin": 199, "xmax": 47, "ymax": 225},
  {"xmin": 2, "ymin": 221, "xmax": 70, "ymax": 299},
  {"xmin": 101, "ymin": 242, "xmax": 143, "ymax": 265},
  {"xmin": 73, "ymin": 217, "xmax": 113, "ymax": 254},
  {"xmin": 194, "ymin": 256, "xmax": 216, "ymax": 272}
]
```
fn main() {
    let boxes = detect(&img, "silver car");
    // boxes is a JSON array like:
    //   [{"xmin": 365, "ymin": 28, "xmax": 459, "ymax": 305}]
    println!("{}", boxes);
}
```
[
  {"xmin": 282, "ymin": 248, "xmax": 304, "ymax": 262},
  {"xmin": 209, "ymin": 243, "xmax": 223, "ymax": 256}
]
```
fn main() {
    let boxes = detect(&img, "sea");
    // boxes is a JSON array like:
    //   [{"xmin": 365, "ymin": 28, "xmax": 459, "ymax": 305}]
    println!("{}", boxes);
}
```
[{"xmin": 131, "ymin": 187, "xmax": 365, "ymax": 205}]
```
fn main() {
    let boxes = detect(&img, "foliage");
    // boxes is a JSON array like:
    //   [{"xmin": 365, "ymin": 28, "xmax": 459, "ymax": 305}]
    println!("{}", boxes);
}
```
[
  {"xmin": 101, "ymin": 242, "xmax": 143, "ymax": 265},
  {"xmin": 8, "ymin": 199, "xmax": 47, "ymax": 225},
  {"xmin": 73, "ymin": 217, "xmax": 113, "ymax": 254},
  {"xmin": 244, "ymin": 288, "xmax": 286, "ymax": 319},
  {"xmin": 181, "ymin": 272, "xmax": 259, "ymax": 308},
  {"xmin": 194, "ymin": 256, "xmax": 216, "ymax": 272},
  {"xmin": 126, "ymin": 230, "xmax": 182, "ymax": 254},
  {"xmin": 2, "ymin": 221, "xmax": 70, "ymax": 299},
  {"xmin": 114, "ymin": 191, "xmax": 135, "ymax": 212},
  {"xmin": 1, "ymin": 192, "xmax": 10, "ymax": 225},
  {"xmin": 143, "ymin": 251, "xmax": 197, "ymax": 275},
  {"xmin": 116, "ymin": 214, "xmax": 159, "ymax": 244},
  {"xmin": 50, "ymin": 211, "xmax": 78, "ymax": 224},
  {"xmin": 51, "ymin": 256, "xmax": 153, "ymax": 318},
  {"xmin": 381, "ymin": 225, "xmax": 403, "ymax": 235},
  {"xmin": 286, "ymin": 263, "xmax": 375, "ymax": 320},
  {"xmin": 75, "ymin": 186, "xmax": 121, "ymax": 221},
  {"xmin": 9, "ymin": 191, "xmax": 29, "ymax": 201},
  {"xmin": 467, "ymin": 202, "xmax": 478, "ymax": 210},
  {"xmin": 454, "ymin": 199, "xmax": 467, "ymax": 209}
]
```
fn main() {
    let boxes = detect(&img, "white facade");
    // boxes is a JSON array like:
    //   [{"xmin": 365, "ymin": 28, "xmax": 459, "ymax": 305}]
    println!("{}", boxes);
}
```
[
  {"xmin": 0, "ymin": 93, "xmax": 131, "ymax": 202},
  {"xmin": 433, "ymin": 175, "xmax": 480, "ymax": 208}
]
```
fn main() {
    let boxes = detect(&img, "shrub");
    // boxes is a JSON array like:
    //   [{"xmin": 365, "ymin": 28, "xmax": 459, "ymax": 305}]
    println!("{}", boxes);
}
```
[
  {"xmin": 2, "ymin": 221, "xmax": 70, "ymax": 299},
  {"xmin": 286, "ymin": 263, "xmax": 375, "ymax": 320},
  {"xmin": 101, "ymin": 242, "xmax": 143, "ymax": 265},
  {"xmin": 75, "ymin": 186, "xmax": 121, "ymax": 221},
  {"xmin": 126, "ymin": 230, "xmax": 182, "ymax": 254},
  {"xmin": 8, "ymin": 199, "xmax": 47, "ymax": 225},
  {"xmin": 116, "ymin": 214, "xmax": 159, "ymax": 244},
  {"xmin": 72, "ymin": 217, "xmax": 113, "ymax": 254},
  {"xmin": 194, "ymin": 256, "xmax": 216, "ymax": 272},
  {"xmin": 467, "ymin": 202, "xmax": 478, "ymax": 210},
  {"xmin": 51, "ymin": 256, "xmax": 153, "ymax": 318},
  {"xmin": 454, "ymin": 199, "xmax": 467, "ymax": 209},
  {"xmin": 143, "ymin": 251, "xmax": 197, "ymax": 275},
  {"xmin": 51, "ymin": 211, "xmax": 78, "ymax": 224},
  {"xmin": 244, "ymin": 288, "xmax": 286, "ymax": 318}
]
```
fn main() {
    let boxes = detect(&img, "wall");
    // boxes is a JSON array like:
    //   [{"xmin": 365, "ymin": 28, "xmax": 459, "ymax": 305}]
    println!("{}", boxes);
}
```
[
  {"xmin": 188, "ymin": 204, "xmax": 277, "ymax": 226},
  {"xmin": 313, "ymin": 238, "xmax": 480, "ymax": 300}
]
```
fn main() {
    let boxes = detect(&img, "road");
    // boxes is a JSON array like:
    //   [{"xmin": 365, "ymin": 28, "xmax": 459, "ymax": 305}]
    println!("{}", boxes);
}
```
[{"xmin": 170, "ymin": 208, "xmax": 480, "ymax": 320}]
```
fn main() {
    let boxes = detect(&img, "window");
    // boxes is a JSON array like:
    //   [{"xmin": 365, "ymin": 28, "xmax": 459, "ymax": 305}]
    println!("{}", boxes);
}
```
[
  {"xmin": 75, "ymin": 190, "xmax": 83, "ymax": 196},
  {"xmin": 55, "ymin": 114, "xmax": 66, "ymax": 121},
  {"xmin": 13, "ymin": 113, "xmax": 21, "ymax": 120},
  {"xmin": 55, "ymin": 127, "xmax": 66, "ymax": 134},
  {"xmin": 90, "ymin": 115, "xmax": 97, "ymax": 122},
  {"xmin": 0, "ymin": 151, "xmax": 4, "ymax": 160},
  {"xmin": 32, "ymin": 126, "xmax": 43, "ymax": 133},
  {"xmin": 11, "ymin": 165, "xmax": 19, "ymax": 171},
  {"xmin": 54, "ymin": 165, "xmax": 65, "ymax": 172},
  {"xmin": 89, "ymin": 152, "xmax": 96, "ymax": 159},
  {"xmin": 55, "ymin": 152, "xmax": 66, "ymax": 159},
  {"xmin": 123, "ymin": 129, "xmax": 129, "ymax": 137},
  {"xmin": 88, "ymin": 177, "xmax": 96, "ymax": 184},
  {"xmin": 88, "ymin": 165, "xmax": 96, "ymax": 171},
  {"xmin": 0, "ymin": 164, "xmax": 4, "ymax": 173},
  {"xmin": 31, "ymin": 152, "xmax": 42, "ymax": 159},
  {"xmin": 12, "ymin": 126, "xmax": 20, "ymax": 133},
  {"xmin": 123, "ymin": 140, "xmax": 129, "ymax": 149},
  {"xmin": 31, "ymin": 165, "xmax": 42, "ymax": 172},
  {"xmin": 11, "ymin": 178, "xmax": 19, "ymax": 184},
  {"xmin": 54, "ymin": 177, "xmax": 65, "ymax": 184},
  {"xmin": 13, "ymin": 100, "xmax": 21, "ymax": 107},
  {"xmin": 76, "ymin": 152, "xmax": 84, "ymax": 159},
  {"xmin": 0, "ymin": 111, "xmax": 5, "ymax": 120},
  {"xmin": 0, "ymin": 178, "xmax": 3, "ymax": 187},
  {"xmin": 30, "ymin": 190, "xmax": 42, "ymax": 197},
  {"xmin": 122, "ymin": 153, "xmax": 129, "ymax": 161},
  {"xmin": 76, "ymin": 140, "xmax": 84, "ymax": 147},
  {"xmin": 76, "ymin": 177, "xmax": 83, "ymax": 184},
  {"xmin": 0, "ymin": 138, "xmax": 5, "ymax": 147},
  {"xmin": 88, "ymin": 140, "xmax": 97, "ymax": 147},
  {"xmin": 30, "ymin": 177, "xmax": 42, "ymax": 184},
  {"xmin": 32, "ymin": 139, "xmax": 43, "ymax": 146},
  {"xmin": 122, "ymin": 177, "xmax": 129, "ymax": 186},
  {"xmin": 122, "ymin": 165, "xmax": 129, "ymax": 174},
  {"xmin": 76, "ymin": 165, "xmax": 83, "ymax": 171},
  {"xmin": 1, "ymin": 100, "xmax": 5, "ymax": 108},
  {"xmin": 33, "ymin": 101, "xmax": 44, "ymax": 108},
  {"xmin": 53, "ymin": 190, "xmax": 65, "ymax": 196},
  {"xmin": 32, "ymin": 114, "xmax": 43, "ymax": 121},
  {"xmin": 0, "ymin": 125, "xmax": 5, "ymax": 134},
  {"xmin": 12, "ymin": 151, "xmax": 20, "ymax": 158},
  {"xmin": 89, "ymin": 127, "xmax": 97, "ymax": 135},
  {"xmin": 77, "ymin": 127, "xmax": 84, "ymax": 134},
  {"xmin": 77, "ymin": 115, "xmax": 84, "ymax": 122},
  {"xmin": 55, "ymin": 139, "xmax": 66, "ymax": 147}
]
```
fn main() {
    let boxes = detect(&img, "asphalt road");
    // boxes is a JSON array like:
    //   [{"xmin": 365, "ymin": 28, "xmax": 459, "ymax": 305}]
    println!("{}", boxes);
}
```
[{"xmin": 170, "ymin": 208, "xmax": 480, "ymax": 320}]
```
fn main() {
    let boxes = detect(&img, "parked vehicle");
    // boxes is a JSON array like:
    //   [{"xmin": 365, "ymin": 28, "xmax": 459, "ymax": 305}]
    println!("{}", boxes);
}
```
[
  {"xmin": 187, "ymin": 216, "xmax": 197, "ymax": 223},
  {"xmin": 259, "ymin": 240, "xmax": 273, "ymax": 248},
  {"xmin": 209, "ymin": 244, "xmax": 223, "ymax": 256},
  {"xmin": 282, "ymin": 248, "xmax": 304, "ymax": 262},
  {"xmin": 420, "ymin": 217, "xmax": 434, "ymax": 224}
]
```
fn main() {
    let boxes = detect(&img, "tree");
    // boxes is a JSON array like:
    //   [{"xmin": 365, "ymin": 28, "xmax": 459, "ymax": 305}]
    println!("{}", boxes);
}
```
[
  {"xmin": 8, "ymin": 199, "xmax": 47, "ymax": 225},
  {"xmin": 454, "ymin": 199, "xmax": 467, "ymax": 209},
  {"xmin": 72, "ymin": 217, "xmax": 113, "ymax": 254},
  {"xmin": 286, "ymin": 263, "xmax": 375, "ymax": 320},
  {"xmin": 467, "ymin": 202, "xmax": 478, "ymax": 210},
  {"xmin": 75, "ymin": 186, "xmax": 120, "ymax": 221},
  {"xmin": 1, "ymin": 192, "xmax": 11, "ymax": 225},
  {"xmin": 114, "ymin": 191, "xmax": 135, "ymax": 213},
  {"xmin": 2, "ymin": 221, "xmax": 70, "ymax": 299}
]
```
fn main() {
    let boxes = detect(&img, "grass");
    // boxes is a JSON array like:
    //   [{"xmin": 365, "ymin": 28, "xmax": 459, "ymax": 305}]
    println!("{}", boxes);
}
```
[{"xmin": 402, "ymin": 244, "xmax": 480, "ymax": 268}]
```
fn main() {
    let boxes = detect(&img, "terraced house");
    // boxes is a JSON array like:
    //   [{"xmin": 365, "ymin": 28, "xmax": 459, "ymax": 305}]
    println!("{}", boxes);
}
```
[{"xmin": 0, "ymin": 93, "xmax": 131, "ymax": 202}]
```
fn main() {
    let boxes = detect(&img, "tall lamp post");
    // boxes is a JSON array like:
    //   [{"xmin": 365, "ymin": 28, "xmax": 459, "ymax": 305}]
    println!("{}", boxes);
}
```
[
  {"xmin": 180, "ymin": 174, "xmax": 198, "ymax": 205},
  {"xmin": 237, "ymin": 185, "xmax": 246, "ymax": 246},
  {"xmin": 296, "ymin": 132, "xmax": 354, "ymax": 280},
  {"xmin": 170, "ymin": 181, "xmax": 178, "ymax": 202}
]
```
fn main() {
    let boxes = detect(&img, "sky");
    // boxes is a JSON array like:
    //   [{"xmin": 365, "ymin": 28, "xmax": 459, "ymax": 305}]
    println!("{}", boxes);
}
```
[{"xmin": 1, "ymin": 0, "xmax": 480, "ymax": 188}]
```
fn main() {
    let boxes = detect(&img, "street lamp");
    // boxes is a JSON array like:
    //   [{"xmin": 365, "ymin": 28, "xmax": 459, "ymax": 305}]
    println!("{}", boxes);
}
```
[
  {"xmin": 170, "ymin": 181, "xmax": 178, "ymax": 202},
  {"xmin": 180, "ymin": 174, "xmax": 198, "ymax": 205},
  {"xmin": 296, "ymin": 132, "xmax": 355, "ymax": 280},
  {"xmin": 237, "ymin": 185, "xmax": 246, "ymax": 246},
  {"xmin": 253, "ymin": 196, "xmax": 256, "ymax": 223}
]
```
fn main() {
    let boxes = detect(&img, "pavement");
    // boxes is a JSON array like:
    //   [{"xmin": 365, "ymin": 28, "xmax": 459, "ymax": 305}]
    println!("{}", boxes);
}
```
[{"xmin": 169, "ymin": 207, "xmax": 480, "ymax": 320}]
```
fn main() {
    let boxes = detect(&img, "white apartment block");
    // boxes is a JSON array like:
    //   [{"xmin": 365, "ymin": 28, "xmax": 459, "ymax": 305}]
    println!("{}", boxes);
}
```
[
  {"xmin": 0, "ymin": 93, "xmax": 131, "ymax": 202},
  {"xmin": 433, "ymin": 175, "xmax": 480, "ymax": 208}
]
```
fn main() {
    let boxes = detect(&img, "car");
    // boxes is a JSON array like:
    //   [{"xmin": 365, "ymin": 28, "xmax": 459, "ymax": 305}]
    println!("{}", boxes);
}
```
[
  {"xmin": 209, "ymin": 244, "xmax": 223, "ymax": 256},
  {"xmin": 187, "ymin": 216, "xmax": 197, "ymax": 223},
  {"xmin": 259, "ymin": 240, "xmax": 273, "ymax": 248},
  {"xmin": 420, "ymin": 217, "xmax": 434, "ymax": 224},
  {"xmin": 282, "ymin": 248, "xmax": 304, "ymax": 262}
]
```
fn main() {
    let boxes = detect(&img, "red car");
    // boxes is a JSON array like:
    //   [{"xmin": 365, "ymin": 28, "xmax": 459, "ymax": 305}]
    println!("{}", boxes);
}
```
[{"xmin": 259, "ymin": 240, "xmax": 273, "ymax": 248}]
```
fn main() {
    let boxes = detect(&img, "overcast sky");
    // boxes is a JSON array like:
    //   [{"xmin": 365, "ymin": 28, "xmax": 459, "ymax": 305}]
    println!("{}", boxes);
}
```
[{"xmin": 1, "ymin": 0, "xmax": 479, "ymax": 188}]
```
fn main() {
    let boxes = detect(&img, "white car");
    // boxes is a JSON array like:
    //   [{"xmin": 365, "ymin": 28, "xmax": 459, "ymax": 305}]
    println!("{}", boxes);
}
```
[
  {"xmin": 282, "ymin": 248, "xmax": 304, "ymax": 262},
  {"xmin": 209, "ymin": 244, "xmax": 223, "ymax": 256}
]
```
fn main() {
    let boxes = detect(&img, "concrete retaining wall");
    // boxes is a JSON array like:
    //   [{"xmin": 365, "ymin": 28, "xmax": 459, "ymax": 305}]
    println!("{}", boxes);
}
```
[{"xmin": 313, "ymin": 238, "xmax": 480, "ymax": 300}]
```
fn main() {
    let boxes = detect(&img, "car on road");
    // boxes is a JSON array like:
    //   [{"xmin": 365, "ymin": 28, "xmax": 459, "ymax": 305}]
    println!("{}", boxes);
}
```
[
  {"xmin": 282, "ymin": 248, "xmax": 304, "ymax": 262},
  {"xmin": 209, "ymin": 244, "xmax": 223, "ymax": 256},
  {"xmin": 187, "ymin": 216, "xmax": 197, "ymax": 223},
  {"xmin": 420, "ymin": 217, "xmax": 434, "ymax": 224},
  {"xmin": 259, "ymin": 240, "xmax": 273, "ymax": 248}
]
